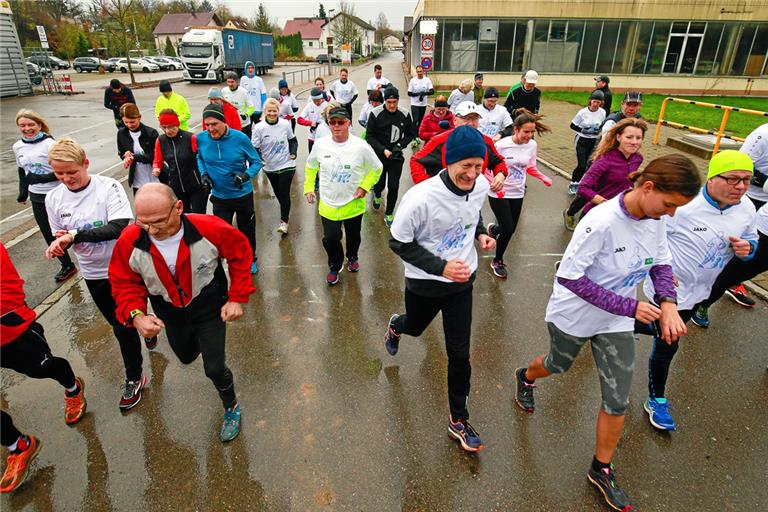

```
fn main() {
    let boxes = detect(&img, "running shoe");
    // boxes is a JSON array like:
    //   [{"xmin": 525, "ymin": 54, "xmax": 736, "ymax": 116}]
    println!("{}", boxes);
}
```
[
  {"xmin": 691, "ymin": 305, "xmax": 710, "ymax": 328},
  {"xmin": 568, "ymin": 181, "xmax": 579, "ymax": 196},
  {"xmin": 490, "ymin": 259, "xmax": 508, "ymax": 279},
  {"xmin": 220, "ymin": 404, "xmax": 241, "ymax": 442},
  {"xmin": 251, "ymin": 260, "xmax": 259, "ymax": 274},
  {"xmin": 347, "ymin": 258, "xmax": 360, "ymax": 272},
  {"xmin": 144, "ymin": 336, "xmax": 158, "ymax": 350},
  {"xmin": 384, "ymin": 314, "xmax": 401, "ymax": 355},
  {"xmin": 563, "ymin": 209, "xmax": 578, "ymax": 231},
  {"xmin": 119, "ymin": 374, "xmax": 147, "ymax": 411},
  {"xmin": 486, "ymin": 222, "xmax": 499, "ymax": 240},
  {"xmin": 372, "ymin": 196, "xmax": 382, "ymax": 210},
  {"xmin": 644, "ymin": 397, "xmax": 676, "ymax": 431},
  {"xmin": 54, "ymin": 264, "xmax": 77, "ymax": 283},
  {"xmin": 64, "ymin": 376, "xmax": 86, "ymax": 425},
  {"xmin": 277, "ymin": 221, "xmax": 289, "ymax": 234},
  {"xmin": 411, "ymin": 140, "xmax": 421, "ymax": 149},
  {"xmin": 384, "ymin": 214, "xmax": 394, "ymax": 227},
  {"xmin": 447, "ymin": 417, "xmax": 485, "ymax": 452},
  {"xmin": 726, "ymin": 284, "xmax": 755, "ymax": 307},
  {"xmin": 326, "ymin": 270, "xmax": 340, "ymax": 286},
  {"xmin": 514, "ymin": 367, "xmax": 536, "ymax": 413},
  {"xmin": 587, "ymin": 464, "xmax": 634, "ymax": 511},
  {"xmin": 0, "ymin": 436, "xmax": 41, "ymax": 493}
]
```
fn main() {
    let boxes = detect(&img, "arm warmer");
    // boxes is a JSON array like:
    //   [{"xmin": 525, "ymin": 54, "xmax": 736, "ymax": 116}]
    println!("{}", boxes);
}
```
[
  {"xmin": 649, "ymin": 264, "xmax": 677, "ymax": 303},
  {"xmin": 348, "ymin": 94, "xmax": 358, "ymax": 105},
  {"xmin": 389, "ymin": 236, "xmax": 447, "ymax": 277},
  {"xmin": 288, "ymin": 137, "xmax": 298, "ymax": 157},
  {"xmin": 570, "ymin": 122, "xmax": 583, "ymax": 133},
  {"xmin": 557, "ymin": 275, "xmax": 638, "ymax": 318},
  {"xmin": 17, "ymin": 168, "xmax": 29, "ymax": 201},
  {"xmin": 475, "ymin": 213, "xmax": 487, "ymax": 239},
  {"xmin": 73, "ymin": 218, "xmax": 130, "ymax": 244}
]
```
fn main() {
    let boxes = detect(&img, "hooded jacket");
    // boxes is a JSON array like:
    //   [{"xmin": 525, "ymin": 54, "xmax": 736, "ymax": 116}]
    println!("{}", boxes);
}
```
[
  {"xmin": 196, "ymin": 127, "xmax": 262, "ymax": 200},
  {"xmin": 154, "ymin": 92, "xmax": 191, "ymax": 131},
  {"xmin": 418, "ymin": 110, "xmax": 455, "ymax": 142},
  {"xmin": 240, "ymin": 61, "xmax": 267, "ymax": 114}
]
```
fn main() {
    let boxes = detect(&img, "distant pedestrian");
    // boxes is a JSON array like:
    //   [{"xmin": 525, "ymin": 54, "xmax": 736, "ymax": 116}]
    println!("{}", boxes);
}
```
[
  {"xmin": 329, "ymin": 67, "xmax": 359, "ymax": 120},
  {"xmin": 447, "ymin": 78, "xmax": 474, "ymax": 113},
  {"xmin": 222, "ymin": 72, "xmax": 255, "ymax": 139},
  {"xmin": 407, "ymin": 65, "xmax": 434, "ymax": 138},
  {"xmin": 313, "ymin": 77, "xmax": 332, "ymax": 102},
  {"xmin": 568, "ymin": 90, "xmax": 606, "ymax": 195},
  {"xmin": 366, "ymin": 64, "xmax": 391, "ymax": 94},
  {"xmin": 104, "ymin": 79, "xmax": 135, "ymax": 129},
  {"xmin": 472, "ymin": 73, "xmax": 484, "ymax": 104},
  {"xmin": 278, "ymin": 79, "xmax": 300, "ymax": 131},
  {"xmin": 207, "ymin": 87, "xmax": 241, "ymax": 131},
  {"xmin": 117, "ymin": 103, "xmax": 160, "ymax": 196},
  {"xmin": 504, "ymin": 70, "xmax": 541, "ymax": 120},
  {"xmin": 298, "ymin": 87, "xmax": 330, "ymax": 153},
  {"xmin": 593, "ymin": 75, "xmax": 612, "ymax": 115},
  {"xmin": 358, "ymin": 90, "xmax": 383, "ymax": 133},
  {"xmin": 154, "ymin": 80, "xmax": 190, "ymax": 131},
  {"xmin": 240, "ymin": 61, "xmax": 267, "ymax": 124}
]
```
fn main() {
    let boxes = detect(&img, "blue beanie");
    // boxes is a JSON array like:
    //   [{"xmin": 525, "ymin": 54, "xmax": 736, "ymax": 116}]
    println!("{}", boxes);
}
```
[
  {"xmin": 444, "ymin": 126, "xmax": 486, "ymax": 165},
  {"xmin": 278, "ymin": 79, "xmax": 288, "ymax": 89}
]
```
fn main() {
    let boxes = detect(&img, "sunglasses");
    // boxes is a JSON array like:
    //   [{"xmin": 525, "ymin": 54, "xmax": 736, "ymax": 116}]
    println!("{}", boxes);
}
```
[{"xmin": 328, "ymin": 119, "xmax": 347, "ymax": 126}]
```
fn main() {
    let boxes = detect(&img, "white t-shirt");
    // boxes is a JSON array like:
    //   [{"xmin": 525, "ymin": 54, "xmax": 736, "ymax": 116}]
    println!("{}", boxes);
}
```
[
  {"xmin": 314, "ymin": 121, "xmax": 330, "ymax": 139},
  {"xmin": 13, "ymin": 137, "xmax": 59, "ymax": 195},
  {"xmin": 643, "ymin": 191, "xmax": 758, "ymax": 310},
  {"xmin": 240, "ymin": 74, "xmax": 266, "ymax": 113},
  {"xmin": 490, "ymin": 137, "xmax": 537, "ymax": 199},
  {"xmin": 408, "ymin": 76, "xmax": 434, "ymax": 107},
  {"xmin": 366, "ymin": 76, "xmax": 391, "ymax": 92},
  {"xmin": 251, "ymin": 119, "xmax": 296, "ymax": 171},
  {"xmin": 359, "ymin": 102, "xmax": 374, "ymax": 126},
  {"xmin": 478, "ymin": 104, "xmax": 513, "ymax": 138},
  {"xmin": 279, "ymin": 93, "xmax": 299, "ymax": 118},
  {"xmin": 150, "ymin": 226, "xmax": 184, "ymax": 276},
  {"xmin": 222, "ymin": 86, "xmax": 254, "ymax": 126},
  {"xmin": 129, "ymin": 130, "xmax": 158, "ymax": 190},
  {"xmin": 45, "ymin": 175, "xmax": 134, "ymax": 280},
  {"xmin": 572, "ymin": 107, "xmax": 606, "ymax": 139},
  {"xmin": 756, "ymin": 203, "xmax": 768, "ymax": 236},
  {"xmin": 741, "ymin": 122, "xmax": 768, "ymax": 203},
  {"xmin": 545, "ymin": 196, "xmax": 673, "ymax": 337},
  {"xmin": 329, "ymin": 79, "xmax": 359, "ymax": 105},
  {"xmin": 299, "ymin": 100, "xmax": 329, "ymax": 140},
  {"xmin": 306, "ymin": 135, "xmax": 382, "ymax": 209},
  {"xmin": 391, "ymin": 172, "xmax": 490, "ymax": 282},
  {"xmin": 447, "ymin": 89, "xmax": 475, "ymax": 112}
]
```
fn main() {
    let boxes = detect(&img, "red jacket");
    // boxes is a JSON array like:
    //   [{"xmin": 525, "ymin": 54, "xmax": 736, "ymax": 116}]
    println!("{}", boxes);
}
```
[
  {"xmin": 1, "ymin": 243, "xmax": 36, "ymax": 345},
  {"xmin": 410, "ymin": 129, "xmax": 508, "ymax": 184},
  {"xmin": 222, "ymin": 101, "xmax": 242, "ymax": 131},
  {"xmin": 418, "ymin": 110, "xmax": 454, "ymax": 142},
  {"xmin": 109, "ymin": 214, "xmax": 255, "ymax": 326}
]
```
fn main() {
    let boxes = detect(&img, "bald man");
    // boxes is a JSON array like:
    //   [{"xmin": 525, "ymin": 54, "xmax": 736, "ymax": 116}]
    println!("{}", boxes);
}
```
[{"xmin": 108, "ymin": 183, "xmax": 256, "ymax": 442}]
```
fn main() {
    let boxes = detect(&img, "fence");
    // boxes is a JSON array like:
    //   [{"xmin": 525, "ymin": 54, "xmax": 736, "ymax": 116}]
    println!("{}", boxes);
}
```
[{"xmin": 281, "ymin": 63, "xmax": 341, "ymax": 89}]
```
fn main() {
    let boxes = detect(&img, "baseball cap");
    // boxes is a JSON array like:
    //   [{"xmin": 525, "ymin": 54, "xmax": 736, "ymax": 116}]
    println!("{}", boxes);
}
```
[
  {"xmin": 589, "ymin": 90, "xmax": 605, "ymax": 102},
  {"xmin": 623, "ymin": 91, "xmax": 643, "ymax": 104},
  {"xmin": 523, "ymin": 70, "xmax": 539, "ymax": 84},
  {"xmin": 328, "ymin": 107, "xmax": 350, "ymax": 120},
  {"xmin": 484, "ymin": 87, "xmax": 500, "ymax": 99},
  {"xmin": 595, "ymin": 75, "xmax": 610, "ymax": 84},
  {"xmin": 454, "ymin": 101, "xmax": 481, "ymax": 118}
]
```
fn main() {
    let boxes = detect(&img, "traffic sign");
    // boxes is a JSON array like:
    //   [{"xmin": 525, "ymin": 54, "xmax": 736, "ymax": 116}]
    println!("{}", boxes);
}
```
[
  {"xmin": 421, "ymin": 57, "xmax": 433, "ymax": 71},
  {"xmin": 37, "ymin": 25, "xmax": 49, "ymax": 49},
  {"xmin": 421, "ymin": 35, "xmax": 434, "ymax": 52}
]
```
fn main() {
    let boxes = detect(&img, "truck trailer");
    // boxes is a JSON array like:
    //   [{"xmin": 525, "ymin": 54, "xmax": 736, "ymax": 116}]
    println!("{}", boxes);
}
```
[{"xmin": 180, "ymin": 27, "xmax": 274, "ymax": 83}]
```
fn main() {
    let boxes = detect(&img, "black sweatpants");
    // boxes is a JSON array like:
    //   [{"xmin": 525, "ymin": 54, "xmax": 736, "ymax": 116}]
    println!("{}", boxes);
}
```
[
  {"xmin": 164, "ymin": 316, "xmax": 236, "ymax": 409},
  {"xmin": 635, "ymin": 309, "xmax": 693, "ymax": 398},
  {"xmin": 266, "ymin": 170, "xmax": 295, "ymax": 223},
  {"xmin": 211, "ymin": 193, "xmax": 256, "ymax": 260},
  {"xmin": 176, "ymin": 187, "xmax": 209, "ymax": 214},
  {"xmin": 392, "ymin": 285, "xmax": 474, "ymax": 420},
  {"xmin": 488, "ymin": 196, "xmax": 524, "ymax": 261},
  {"xmin": 699, "ymin": 230, "xmax": 768, "ymax": 308},
  {"xmin": 1, "ymin": 321, "xmax": 77, "ymax": 390},
  {"xmin": 241, "ymin": 123, "xmax": 252, "ymax": 140},
  {"xmin": 566, "ymin": 195, "xmax": 589, "ymax": 217},
  {"xmin": 321, "ymin": 214, "xmax": 362, "ymax": 272},
  {"xmin": 85, "ymin": 278, "xmax": 143, "ymax": 382},
  {"xmin": 1, "ymin": 411, "xmax": 22, "ymax": 447},
  {"xmin": 411, "ymin": 106, "xmax": 427, "ymax": 134},
  {"xmin": 31, "ymin": 193, "xmax": 73, "ymax": 268},
  {"xmin": 572, "ymin": 136, "xmax": 597, "ymax": 183},
  {"xmin": 373, "ymin": 158, "xmax": 404, "ymax": 215}
]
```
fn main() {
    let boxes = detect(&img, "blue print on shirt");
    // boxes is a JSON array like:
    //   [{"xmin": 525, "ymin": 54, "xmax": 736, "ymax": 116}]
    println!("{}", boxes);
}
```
[
  {"xmin": 613, "ymin": 246, "xmax": 649, "ymax": 291},
  {"xmin": 266, "ymin": 141, "xmax": 287, "ymax": 158},
  {"xmin": 436, "ymin": 219, "xmax": 469, "ymax": 254},
  {"xmin": 329, "ymin": 162, "xmax": 352, "ymax": 184},
  {"xmin": 698, "ymin": 232, "xmax": 729, "ymax": 269},
  {"xmin": 507, "ymin": 163, "xmax": 525, "ymax": 182}
]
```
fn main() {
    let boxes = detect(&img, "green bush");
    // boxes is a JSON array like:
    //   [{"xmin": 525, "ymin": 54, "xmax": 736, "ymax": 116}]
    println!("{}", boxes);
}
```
[
  {"xmin": 274, "ymin": 44, "xmax": 291, "ymax": 62},
  {"xmin": 274, "ymin": 33, "xmax": 304, "ymax": 57}
]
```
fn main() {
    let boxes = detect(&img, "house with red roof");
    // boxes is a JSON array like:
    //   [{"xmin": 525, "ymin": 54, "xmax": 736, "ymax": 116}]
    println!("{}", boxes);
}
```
[
  {"xmin": 153, "ymin": 12, "xmax": 222, "ymax": 54},
  {"xmin": 282, "ymin": 18, "xmax": 326, "ymax": 58}
]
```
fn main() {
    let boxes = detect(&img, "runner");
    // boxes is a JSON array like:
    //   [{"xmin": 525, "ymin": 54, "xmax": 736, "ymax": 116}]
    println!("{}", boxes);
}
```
[
  {"xmin": 504, "ymin": 70, "xmax": 541, "ymax": 120},
  {"xmin": 207, "ymin": 88, "xmax": 242, "ymax": 131},
  {"xmin": 447, "ymin": 78, "xmax": 474, "ymax": 113},
  {"xmin": 154, "ymin": 80, "xmax": 191, "ymax": 131},
  {"xmin": 486, "ymin": 113, "xmax": 553, "ymax": 279},
  {"xmin": 222, "ymin": 72, "xmax": 255, "ymax": 139},
  {"xmin": 563, "ymin": 118, "xmax": 647, "ymax": 231},
  {"xmin": 152, "ymin": 109, "xmax": 208, "ymax": 214},
  {"xmin": 358, "ymin": 90, "xmax": 383, "ymax": 133},
  {"xmin": 514, "ymin": 155, "xmax": 700, "ymax": 511},
  {"xmin": 240, "ymin": 60, "xmax": 267, "ymax": 125},
  {"xmin": 304, "ymin": 106, "xmax": 383, "ymax": 285},
  {"xmin": 314, "ymin": 77, "xmax": 332, "ymax": 102},
  {"xmin": 298, "ymin": 87, "xmax": 330, "ymax": 153},
  {"xmin": 594, "ymin": 75, "xmax": 612, "ymax": 115},
  {"xmin": 278, "ymin": 79, "xmax": 300, "ymax": 131},
  {"xmin": 407, "ymin": 65, "xmax": 435, "ymax": 138},
  {"xmin": 384, "ymin": 125, "xmax": 496, "ymax": 452},
  {"xmin": 1, "ymin": 242, "xmax": 86, "ymax": 493},
  {"xmin": 103, "ymin": 79, "xmax": 135, "ymax": 129},
  {"xmin": 477, "ymin": 87, "xmax": 513, "ymax": 141},
  {"xmin": 601, "ymin": 91, "xmax": 643, "ymax": 133},
  {"xmin": 568, "ymin": 90, "xmax": 607, "ymax": 195},
  {"xmin": 366, "ymin": 64, "xmax": 391, "ymax": 94},
  {"xmin": 116, "ymin": 103, "xmax": 160, "ymax": 196},
  {"xmin": 13, "ymin": 110, "xmax": 76, "ymax": 282},
  {"xmin": 251, "ymin": 98, "xmax": 298, "ymax": 234},
  {"xmin": 472, "ymin": 73, "xmax": 484, "ymax": 104},
  {"xmin": 196, "ymin": 104, "xmax": 262, "ymax": 274},
  {"xmin": 43, "ymin": 138, "xmax": 146, "ymax": 410},
  {"xmin": 365, "ymin": 86, "xmax": 415, "ymax": 226},
  {"xmin": 639, "ymin": 151, "xmax": 757, "ymax": 432},
  {"xmin": 329, "ymin": 68, "xmax": 359, "ymax": 120},
  {"xmin": 417, "ymin": 95, "xmax": 454, "ymax": 143}
]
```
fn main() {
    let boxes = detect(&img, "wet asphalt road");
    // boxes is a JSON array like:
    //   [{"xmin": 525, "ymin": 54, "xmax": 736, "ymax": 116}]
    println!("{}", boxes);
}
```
[{"xmin": 1, "ymin": 53, "xmax": 767, "ymax": 511}]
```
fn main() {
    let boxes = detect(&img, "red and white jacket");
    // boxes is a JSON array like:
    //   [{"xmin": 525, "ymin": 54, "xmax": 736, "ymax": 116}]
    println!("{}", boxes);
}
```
[
  {"xmin": 109, "ymin": 214, "xmax": 255, "ymax": 326},
  {"xmin": 1, "ymin": 243, "xmax": 36, "ymax": 345}
]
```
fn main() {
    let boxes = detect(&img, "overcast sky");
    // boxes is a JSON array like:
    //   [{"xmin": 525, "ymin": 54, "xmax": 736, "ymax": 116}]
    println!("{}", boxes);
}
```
[{"xmin": 223, "ymin": 0, "xmax": 418, "ymax": 30}]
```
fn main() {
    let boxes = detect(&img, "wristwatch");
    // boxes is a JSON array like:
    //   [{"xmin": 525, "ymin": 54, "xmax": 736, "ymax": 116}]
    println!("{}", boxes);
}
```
[
  {"xmin": 68, "ymin": 229, "xmax": 78, "ymax": 242},
  {"xmin": 658, "ymin": 297, "xmax": 678, "ymax": 305},
  {"xmin": 129, "ymin": 309, "xmax": 145, "ymax": 319}
]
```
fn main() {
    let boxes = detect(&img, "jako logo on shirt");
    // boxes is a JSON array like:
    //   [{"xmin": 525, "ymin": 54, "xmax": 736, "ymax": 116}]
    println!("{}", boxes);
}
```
[
  {"xmin": 61, "ymin": 212, "xmax": 72, "ymax": 218},
  {"xmin": 614, "ymin": 246, "xmax": 626, "ymax": 253},
  {"xmin": 694, "ymin": 227, "xmax": 707, "ymax": 232}
]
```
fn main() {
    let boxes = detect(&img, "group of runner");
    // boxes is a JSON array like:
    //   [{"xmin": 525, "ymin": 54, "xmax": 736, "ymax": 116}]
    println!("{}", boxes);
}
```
[{"xmin": 5, "ymin": 61, "xmax": 767, "ymax": 511}]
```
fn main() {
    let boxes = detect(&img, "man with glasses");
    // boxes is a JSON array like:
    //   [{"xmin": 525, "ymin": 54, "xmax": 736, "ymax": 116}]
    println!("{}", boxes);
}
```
[
  {"xmin": 109, "ymin": 183, "xmax": 256, "ymax": 442},
  {"xmin": 602, "ymin": 91, "xmax": 643, "ymax": 133}
]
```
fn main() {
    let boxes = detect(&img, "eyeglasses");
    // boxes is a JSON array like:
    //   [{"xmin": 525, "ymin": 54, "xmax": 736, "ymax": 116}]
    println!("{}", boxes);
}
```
[
  {"xmin": 328, "ymin": 119, "xmax": 347, "ymax": 126},
  {"xmin": 716, "ymin": 175, "xmax": 751, "ymax": 186},
  {"xmin": 138, "ymin": 203, "xmax": 177, "ymax": 230}
]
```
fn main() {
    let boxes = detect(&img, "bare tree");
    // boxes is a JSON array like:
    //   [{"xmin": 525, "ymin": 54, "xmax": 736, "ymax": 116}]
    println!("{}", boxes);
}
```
[
  {"xmin": 93, "ymin": 0, "xmax": 138, "ymax": 84},
  {"xmin": 330, "ymin": 0, "xmax": 361, "ymax": 49},
  {"xmin": 374, "ymin": 12, "xmax": 390, "ymax": 45}
]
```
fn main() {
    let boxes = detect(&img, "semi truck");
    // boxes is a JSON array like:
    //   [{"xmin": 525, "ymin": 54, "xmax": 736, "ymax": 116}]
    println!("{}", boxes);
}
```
[{"xmin": 179, "ymin": 27, "xmax": 274, "ymax": 83}]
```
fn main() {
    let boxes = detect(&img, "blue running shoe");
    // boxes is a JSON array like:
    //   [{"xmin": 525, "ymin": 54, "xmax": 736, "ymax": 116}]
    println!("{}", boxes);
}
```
[
  {"xmin": 644, "ymin": 397, "xmax": 676, "ymax": 431},
  {"xmin": 251, "ymin": 261, "xmax": 258, "ymax": 274},
  {"xmin": 448, "ymin": 417, "xmax": 485, "ymax": 452},
  {"xmin": 372, "ymin": 196, "xmax": 382, "ymax": 210},
  {"xmin": 691, "ymin": 305, "xmax": 709, "ymax": 328},
  {"xmin": 220, "ymin": 404, "xmax": 241, "ymax": 442},
  {"xmin": 384, "ymin": 214, "xmax": 394, "ymax": 227}
]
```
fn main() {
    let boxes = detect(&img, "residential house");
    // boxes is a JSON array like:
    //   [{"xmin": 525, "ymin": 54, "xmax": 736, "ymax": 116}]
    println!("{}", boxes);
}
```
[
  {"xmin": 321, "ymin": 13, "xmax": 376, "ymax": 57},
  {"xmin": 153, "ymin": 12, "xmax": 222, "ymax": 54},
  {"xmin": 383, "ymin": 35, "xmax": 402, "ymax": 50},
  {"xmin": 282, "ymin": 18, "xmax": 326, "ymax": 58}
]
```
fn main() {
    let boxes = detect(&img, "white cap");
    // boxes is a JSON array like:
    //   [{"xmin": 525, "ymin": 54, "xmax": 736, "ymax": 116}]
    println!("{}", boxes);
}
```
[
  {"xmin": 454, "ymin": 101, "xmax": 480, "ymax": 118},
  {"xmin": 524, "ymin": 70, "xmax": 539, "ymax": 84}
]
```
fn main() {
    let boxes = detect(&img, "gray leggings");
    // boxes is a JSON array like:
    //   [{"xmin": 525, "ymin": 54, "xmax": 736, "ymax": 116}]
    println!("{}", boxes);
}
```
[{"xmin": 543, "ymin": 322, "xmax": 635, "ymax": 415}]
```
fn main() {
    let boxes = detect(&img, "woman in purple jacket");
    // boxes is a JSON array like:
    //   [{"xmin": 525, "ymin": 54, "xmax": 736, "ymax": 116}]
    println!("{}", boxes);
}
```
[{"xmin": 563, "ymin": 118, "xmax": 647, "ymax": 229}]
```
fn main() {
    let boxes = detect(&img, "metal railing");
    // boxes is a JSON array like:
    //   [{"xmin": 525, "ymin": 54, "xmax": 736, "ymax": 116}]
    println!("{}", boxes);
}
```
[
  {"xmin": 653, "ymin": 97, "xmax": 768, "ymax": 155},
  {"xmin": 281, "ymin": 62, "xmax": 341, "ymax": 88}
]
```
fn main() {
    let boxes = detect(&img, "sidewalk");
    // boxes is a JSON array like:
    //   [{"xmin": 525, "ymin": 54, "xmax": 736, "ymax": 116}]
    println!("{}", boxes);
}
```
[{"xmin": 536, "ymin": 98, "xmax": 768, "ymax": 299}]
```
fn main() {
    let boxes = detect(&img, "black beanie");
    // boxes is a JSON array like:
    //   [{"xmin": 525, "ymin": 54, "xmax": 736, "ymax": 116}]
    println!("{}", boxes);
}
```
[
  {"xmin": 202, "ymin": 104, "xmax": 226, "ymax": 122},
  {"xmin": 159, "ymin": 80, "xmax": 172, "ymax": 93},
  {"xmin": 110, "ymin": 79, "xmax": 121, "ymax": 89},
  {"xmin": 382, "ymin": 86, "xmax": 399, "ymax": 100}
]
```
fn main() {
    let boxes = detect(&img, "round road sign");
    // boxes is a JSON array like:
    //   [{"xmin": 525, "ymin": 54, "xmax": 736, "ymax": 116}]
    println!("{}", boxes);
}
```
[
  {"xmin": 421, "ymin": 36, "xmax": 434, "ymax": 52},
  {"xmin": 421, "ymin": 57, "xmax": 433, "ymax": 71}
]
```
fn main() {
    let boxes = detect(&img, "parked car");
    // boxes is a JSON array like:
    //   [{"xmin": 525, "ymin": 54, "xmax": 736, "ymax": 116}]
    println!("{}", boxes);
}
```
[
  {"xmin": 315, "ymin": 54, "xmax": 341, "ymax": 64},
  {"xmin": 26, "ymin": 62, "xmax": 43, "ymax": 85},
  {"xmin": 148, "ymin": 57, "xmax": 183, "ymax": 71},
  {"xmin": 107, "ymin": 57, "xmax": 121, "ymax": 65},
  {"xmin": 27, "ymin": 54, "xmax": 70, "ymax": 70},
  {"xmin": 116, "ymin": 58, "xmax": 160, "ymax": 73},
  {"xmin": 73, "ymin": 57, "xmax": 116, "ymax": 73},
  {"xmin": 351, "ymin": 53, "xmax": 362, "ymax": 61}
]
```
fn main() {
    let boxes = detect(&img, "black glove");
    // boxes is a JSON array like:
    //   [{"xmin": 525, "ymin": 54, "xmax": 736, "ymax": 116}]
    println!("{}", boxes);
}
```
[
  {"xmin": 233, "ymin": 172, "xmax": 249, "ymax": 189},
  {"xmin": 418, "ymin": 94, "xmax": 424, "ymax": 102},
  {"xmin": 201, "ymin": 174, "xmax": 213, "ymax": 193},
  {"xmin": 17, "ymin": 191, "xmax": 28, "ymax": 203},
  {"xmin": 438, "ymin": 120, "xmax": 450, "ymax": 130},
  {"xmin": 751, "ymin": 171, "xmax": 767, "ymax": 188},
  {"xmin": 390, "ymin": 145, "xmax": 404, "ymax": 161}
]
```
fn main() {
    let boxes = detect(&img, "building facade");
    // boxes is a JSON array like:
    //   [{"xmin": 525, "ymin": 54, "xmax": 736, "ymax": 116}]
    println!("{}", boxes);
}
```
[
  {"xmin": 407, "ymin": 0, "xmax": 768, "ymax": 94},
  {"xmin": 153, "ymin": 12, "xmax": 221, "ymax": 54},
  {"xmin": 282, "ymin": 18, "xmax": 326, "ymax": 58}
]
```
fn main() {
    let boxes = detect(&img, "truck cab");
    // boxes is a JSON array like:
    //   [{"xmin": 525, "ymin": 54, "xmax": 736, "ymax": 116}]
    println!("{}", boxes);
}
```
[{"xmin": 180, "ymin": 29, "xmax": 225, "ymax": 83}]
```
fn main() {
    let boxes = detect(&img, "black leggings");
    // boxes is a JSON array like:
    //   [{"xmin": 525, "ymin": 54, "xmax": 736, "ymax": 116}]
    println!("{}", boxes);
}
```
[
  {"xmin": 566, "ymin": 195, "xmax": 589, "ymax": 217},
  {"xmin": 1, "ymin": 321, "xmax": 77, "ymax": 390},
  {"xmin": 392, "ymin": 286, "xmax": 474, "ymax": 420},
  {"xmin": 572, "ymin": 137, "xmax": 597, "ymax": 183},
  {"xmin": 165, "ymin": 316, "xmax": 236, "ymax": 409},
  {"xmin": 699, "ymin": 230, "xmax": 768, "ymax": 308},
  {"xmin": 488, "ymin": 196, "xmax": 524, "ymax": 261},
  {"xmin": 373, "ymin": 159, "xmax": 404, "ymax": 215},
  {"xmin": 1, "ymin": 411, "xmax": 22, "ymax": 446},
  {"xmin": 266, "ymin": 170, "xmax": 295, "ymax": 223},
  {"xmin": 635, "ymin": 309, "xmax": 693, "ymax": 398},
  {"xmin": 31, "ymin": 194, "xmax": 73, "ymax": 268},
  {"xmin": 85, "ymin": 278, "xmax": 143, "ymax": 382},
  {"xmin": 211, "ymin": 193, "xmax": 256, "ymax": 260},
  {"xmin": 321, "ymin": 214, "xmax": 363, "ymax": 272},
  {"xmin": 411, "ymin": 106, "xmax": 427, "ymax": 133},
  {"xmin": 176, "ymin": 187, "xmax": 209, "ymax": 214}
]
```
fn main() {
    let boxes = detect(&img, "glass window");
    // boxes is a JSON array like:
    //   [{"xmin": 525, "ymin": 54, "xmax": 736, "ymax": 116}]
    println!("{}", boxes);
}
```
[
  {"xmin": 632, "ymin": 22, "xmax": 655, "ymax": 74},
  {"xmin": 534, "ymin": 20, "xmax": 549, "ymax": 43},
  {"xmin": 564, "ymin": 20, "xmax": 585, "ymax": 73},
  {"xmin": 671, "ymin": 22, "xmax": 688, "ymax": 34},
  {"xmin": 496, "ymin": 20, "xmax": 517, "ymax": 72},
  {"xmin": 745, "ymin": 25, "xmax": 768, "ymax": 75},
  {"xmin": 646, "ymin": 22, "xmax": 671, "ymax": 73},
  {"xmin": 689, "ymin": 22, "xmax": 706, "ymax": 34},
  {"xmin": 434, "ymin": 20, "xmax": 444, "ymax": 71},
  {"xmin": 512, "ymin": 21, "xmax": 527, "ymax": 71},
  {"xmin": 612, "ymin": 21, "xmax": 632, "ymax": 73},
  {"xmin": 596, "ymin": 22, "xmax": 620, "ymax": 72},
  {"xmin": 441, "ymin": 20, "xmax": 462, "ymax": 71},
  {"xmin": 578, "ymin": 21, "xmax": 602, "ymax": 73},
  {"xmin": 729, "ymin": 24, "xmax": 757, "ymax": 75},
  {"xmin": 550, "ymin": 21, "xmax": 567, "ymax": 41},
  {"xmin": 696, "ymin": 23, "xmax": 724, "ymax": 75},
  {"xmin": 477, "ymin": 20, "xmax": 498, "ymax": 72}
]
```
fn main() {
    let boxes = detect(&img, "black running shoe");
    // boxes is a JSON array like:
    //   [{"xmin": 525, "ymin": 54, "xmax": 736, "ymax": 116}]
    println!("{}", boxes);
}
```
[
  {"xmin": 384, "ymin": 314, "xmax": 401, "ymax": 355},
  {"xmin": 588, "ymin": 465, "xmax": 634, "ymax": 511},
  {"xmin": 144, "ymin": 336, "xmax": 158, "ymax": 350},
  {"xmin": 514, "ymin": 367, "xmax": 535, "ymax": 413},
  {"xmin": 726, "ymin": 284, "xmax": 755, "ymax": 307},
  {"xmin": 54, "ymin": 264, "xmax": 77, "ymax": 282}
]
